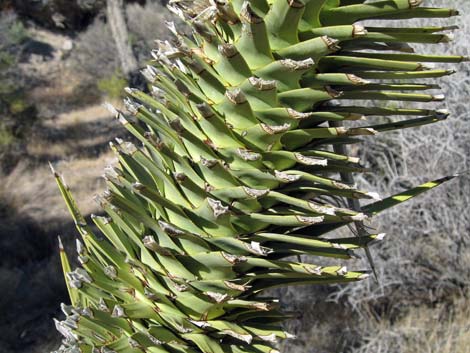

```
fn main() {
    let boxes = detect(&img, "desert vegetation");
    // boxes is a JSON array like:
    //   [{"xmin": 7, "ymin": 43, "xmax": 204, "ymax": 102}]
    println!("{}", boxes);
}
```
[{"xmin": 0, "ymin": 1, "xmax": 469, "ymax": 353}]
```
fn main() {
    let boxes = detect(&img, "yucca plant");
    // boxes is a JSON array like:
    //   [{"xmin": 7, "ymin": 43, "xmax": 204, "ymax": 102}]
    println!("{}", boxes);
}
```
[{"xmin": 51, "ymin": 1, "xmax": 466, "ymax": 353}]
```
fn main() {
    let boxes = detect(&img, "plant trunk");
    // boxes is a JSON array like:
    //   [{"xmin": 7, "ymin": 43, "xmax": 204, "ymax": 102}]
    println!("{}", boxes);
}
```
[{"xmin": 106, "ymin": 0, "xmax": 138, "ymax": 75}]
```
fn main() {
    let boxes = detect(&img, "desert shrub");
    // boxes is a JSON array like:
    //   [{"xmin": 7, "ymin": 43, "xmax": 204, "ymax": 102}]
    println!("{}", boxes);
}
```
[
  {"xmin": 0, "ymin": 11, "xmax": 36, "ymax": 169},
  {"xmin": 69, "ymin": 1, "xmax": 171, "ymax": 103},
  {"xmin": 125, "ymin": 0, "xmax": 173, "ymax": 62},
  {"xmin": 69, "ymin": 16, "xmax": 120, "ymax": 94},
  {"xmin": 97, "ymin": 70, "xmax": 128, "ymax": 100},
  {"xmin": 0, "ymin": 123, "xmax": 14, "ymax": 147},
  {"xmin": 0, "ymin": 12, "xmax": 29, "ymax": 120}
]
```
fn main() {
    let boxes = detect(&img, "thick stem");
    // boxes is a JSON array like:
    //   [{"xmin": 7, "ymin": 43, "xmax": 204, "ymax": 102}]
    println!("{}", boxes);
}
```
[{"xmin": 106, "ymin": 0, "xmax": 138, "ymax": 75}]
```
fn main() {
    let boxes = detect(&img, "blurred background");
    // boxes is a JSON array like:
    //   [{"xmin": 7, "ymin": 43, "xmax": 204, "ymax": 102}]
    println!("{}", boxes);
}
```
[{"xmin": 0, "ymin": 1, "xmax": 468, "ymax": 352}]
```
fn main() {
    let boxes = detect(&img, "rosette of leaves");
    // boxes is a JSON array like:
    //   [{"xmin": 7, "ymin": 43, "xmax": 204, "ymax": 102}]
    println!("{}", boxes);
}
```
[{"xmin": 52, "ymin": 1, "xmax": 465, "ymax": 353}]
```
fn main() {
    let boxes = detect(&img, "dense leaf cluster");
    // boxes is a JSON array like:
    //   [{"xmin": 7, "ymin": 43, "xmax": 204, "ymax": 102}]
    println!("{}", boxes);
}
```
[{"xmin": 51, "ymin": 1, "xmax": 463, "ymax": 353}]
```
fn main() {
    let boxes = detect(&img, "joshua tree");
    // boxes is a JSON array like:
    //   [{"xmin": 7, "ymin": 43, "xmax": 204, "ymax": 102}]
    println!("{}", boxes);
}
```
[{"xmin": 51, "ymin": 1, "xmax": 465, "ymax": 352}]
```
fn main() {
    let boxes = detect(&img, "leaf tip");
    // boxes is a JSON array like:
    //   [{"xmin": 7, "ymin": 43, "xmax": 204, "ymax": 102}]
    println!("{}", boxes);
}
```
[{"xmin": 58, "ymin": 236, "xmax": 64, "ymax": 251}]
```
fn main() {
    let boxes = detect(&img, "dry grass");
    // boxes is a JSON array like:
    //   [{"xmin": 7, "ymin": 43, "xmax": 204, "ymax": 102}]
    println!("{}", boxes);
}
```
[
  {"xmin": 2, "ymin": 103, "xmax": 122, "ymax": 227},
  {"xmin": 0, "ymin": 103, "xmax": 119, "ymax": 353},
  {"xmin": 1, "ymin": 151, "xmax": 115, "ymax": 227},
  {"xmin": 52, "ymin": 102, "xmax": 120, "ymax": 127},
  {"xmin": 275, "ymin": 290, "xmax": 470, "ymax": 353},
  {"xmin": 27, "ymin": 103, "xmax": 121, "ymax": 160},
  {"xmin": 352, "ymin": 294, "xmax": 470, "ymax": 353},
  {"xmin": 276, "ymin": 286, "xmax": 360, "ymax": 353}
]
